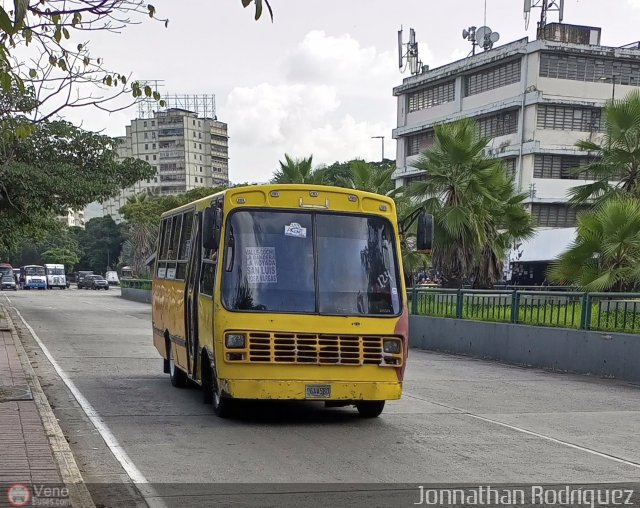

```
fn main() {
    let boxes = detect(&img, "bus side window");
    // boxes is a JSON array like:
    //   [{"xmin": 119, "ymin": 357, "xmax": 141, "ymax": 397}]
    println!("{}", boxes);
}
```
[
  {"xmin": 200, "ymin": 200, "xmax": 223, "ymax": 296},
  {"xmin": 156, "ymin": 218, "xmax": 170, "ymax": 279},
  {"xmin": 176, "ymin": 211, "xmax": 194, "ymax": 280},
  {"xmin": 166, "ymin": 214, "xmax": 182, "ymax": 280}
]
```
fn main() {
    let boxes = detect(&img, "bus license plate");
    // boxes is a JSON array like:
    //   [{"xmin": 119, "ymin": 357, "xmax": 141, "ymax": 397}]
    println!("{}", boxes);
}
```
[{"xmin": 305, "ymin": 384, "xmax": 331, "ymax": 399}]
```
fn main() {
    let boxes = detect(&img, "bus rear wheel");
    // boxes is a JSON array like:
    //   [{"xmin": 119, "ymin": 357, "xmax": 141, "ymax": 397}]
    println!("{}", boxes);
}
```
[
  {"xmin": 168, "ymin": 342, "xmax": 187, "ymax": 388},
  {"xmin": 355, "ymin": 401, "xmax": 385, "ymax": 418}
]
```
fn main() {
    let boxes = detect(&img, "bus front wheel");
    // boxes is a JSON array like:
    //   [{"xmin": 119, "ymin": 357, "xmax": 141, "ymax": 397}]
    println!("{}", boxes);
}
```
[
  {"xmin": 356, "ymin": 401, "xmax": 385, "ymax": 418},
  {"xmin": 168, "ymin": 342, "xmax": 187, "ymax": 388}
]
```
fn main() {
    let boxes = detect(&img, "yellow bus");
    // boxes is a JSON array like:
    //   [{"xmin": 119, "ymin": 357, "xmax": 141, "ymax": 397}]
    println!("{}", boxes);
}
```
[{"xmin": 152, "ymin": 184, "xmax": 432, "ymax": 418}]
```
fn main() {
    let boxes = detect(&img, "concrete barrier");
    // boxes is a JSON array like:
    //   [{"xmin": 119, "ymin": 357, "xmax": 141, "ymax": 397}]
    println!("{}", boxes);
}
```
[
  {"xmin": 410, "ymin": 315, "xmax": 640, "ymax": 383},
  {"xmin": 120, "ymin": 287, "xmax": 152, "ymax": 304}
]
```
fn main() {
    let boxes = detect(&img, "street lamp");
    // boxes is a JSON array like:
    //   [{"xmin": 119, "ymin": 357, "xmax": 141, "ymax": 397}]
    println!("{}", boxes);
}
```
[
  {"xmin": 599, "ymin": 74, "xmax": 616, "ymax": 102},
  {"xmin": 371, "ymin": 135, "xmax": 385, "ymax": 162}
]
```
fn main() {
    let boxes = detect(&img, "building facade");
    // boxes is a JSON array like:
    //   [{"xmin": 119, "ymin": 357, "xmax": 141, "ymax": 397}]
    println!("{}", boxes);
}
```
[
  {"xmin": 392, "ymin": 24, "xmax": 640, "ymax": 282},
  {"xmin": 58, "ymin": 208, "xmax": 85, "ymax": 229},
  {"xmin": 102, "ymin": 108, "xmax": 229, "ymax": 221}
]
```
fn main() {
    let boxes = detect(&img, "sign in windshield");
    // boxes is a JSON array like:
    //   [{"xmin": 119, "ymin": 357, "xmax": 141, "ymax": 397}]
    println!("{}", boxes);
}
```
[{"xmin": 221, "ymin": 210, "xmax": 401, "ymax": 316}]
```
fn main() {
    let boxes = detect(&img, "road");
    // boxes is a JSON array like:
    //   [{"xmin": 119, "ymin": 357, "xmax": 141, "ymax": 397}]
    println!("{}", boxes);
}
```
[{"xmin": 3, "ymin": 288, "xmax": 640, "ymax": 506}]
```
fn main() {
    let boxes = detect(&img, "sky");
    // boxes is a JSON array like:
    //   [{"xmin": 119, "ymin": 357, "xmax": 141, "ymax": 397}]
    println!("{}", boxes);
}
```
[{"xmin": 61, "ymin": 0, "xmax": 640, "ymax": 184}]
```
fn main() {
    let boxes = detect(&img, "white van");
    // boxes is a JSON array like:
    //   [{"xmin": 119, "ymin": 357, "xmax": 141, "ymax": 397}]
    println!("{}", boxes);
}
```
[
  {"xmin": 44, "ymin": 264, "xmax": 66, "ymax": 289},
  {"xmin": 105, "ymin": 270, "xmax": 120, "ymax": 286}
]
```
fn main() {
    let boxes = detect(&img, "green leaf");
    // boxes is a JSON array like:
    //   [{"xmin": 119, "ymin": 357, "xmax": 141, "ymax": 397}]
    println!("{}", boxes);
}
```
[
  {"xmin": 254, "ymin": 0, "xmax": 262, "ymax": 19},
  {"xmin": 51, "ymin": 13, "xmax": 61, "ymax": 25},
  {"xmin": 53, "ymin": 27, "xmax": 62, "ymax": 43},
  {"xmin": 77, "ymin": 43, "xmax": 83, "ymax": 51},
  {"xmin": 28, "ymin": 68, "xmax": 36, "ymax": 78},
  {"xmin": 144, "ymin": 85, "xmax": 152, "ymax": 97},
  {"xmin": 72, "ymin": 12, "xmax": 82, "ymax": 26},
  {"xmin": 164, "ymin": 19, "xmax": 169, "ymax": 28},
  {"xmin": 147, "ymin": 4, "xmax": 155, "ymax": 17},
  {"xmin": 62, "ymin": 28, "xmax": 70, "ymax": 39},
  {"xmin": 0, "ymin": 72, "xmax": 11, "ymax": 92},
  {"xmin": 152, "ymin": 91, "xmax": 160, "ymax": 100},
  {"xmin": 0, "ymin": 8, "xmax": 14, "ymax": 34},
  {"xmin": 241, "ymin": 0, "xmax": 252, "ymax": 7},
  {"xmin": 48, "ymin": 54, "xmax": 57, "ymax": 65}
]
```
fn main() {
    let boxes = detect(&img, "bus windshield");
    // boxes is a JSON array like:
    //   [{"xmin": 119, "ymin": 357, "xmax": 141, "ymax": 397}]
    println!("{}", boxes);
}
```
[
  {"xmin": 24, "ymin": 266, "xmax": 45, "ymax": 276},
  {"xmin": 0, "ymin": 265, "xmax": 12, "ymax": 278},
  {"xmin": 221, "ymin": 210, "xmax": 401, "ymax": 316},
  {"xmin": 46, "ymin": 267, "xmax": 65, "ymax": 275}
]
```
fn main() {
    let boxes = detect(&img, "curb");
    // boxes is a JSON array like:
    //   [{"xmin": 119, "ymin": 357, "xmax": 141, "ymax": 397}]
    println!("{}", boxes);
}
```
[{"xmin": 3, "ymin": 306, "xmax": 96, "ymax": 508}]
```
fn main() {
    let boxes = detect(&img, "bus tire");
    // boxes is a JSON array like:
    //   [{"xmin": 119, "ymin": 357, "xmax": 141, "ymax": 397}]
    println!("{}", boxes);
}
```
[
  {"xmin": 211, "ymin": 368, "xmax": 233, "ymax": 418},
  {"xmin": 168, "ymin": 342, "xmax": 187, "ymax": 388},
  {"xmin": 355, "ymin": 401, "xmax": 385, "ymax": 418}
]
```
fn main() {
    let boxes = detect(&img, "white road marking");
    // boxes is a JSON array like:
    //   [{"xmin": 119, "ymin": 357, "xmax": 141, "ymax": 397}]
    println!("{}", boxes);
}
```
[
  {"xmin": 10, "ymin": 303, "xmax": 168, "ymax": 507},
  {"xmin": 405, "ymin": 392, "xmax": 640, "ymax": 469}
]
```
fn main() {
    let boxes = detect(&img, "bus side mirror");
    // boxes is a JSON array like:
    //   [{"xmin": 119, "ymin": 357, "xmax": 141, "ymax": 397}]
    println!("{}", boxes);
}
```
[
  {"xmin": 203, "ymin": 207, "xmax": 222, "ymax": 250},
  {"xmin": 416, "ymin": 211, "xmax": 434, "ymax": 252}
]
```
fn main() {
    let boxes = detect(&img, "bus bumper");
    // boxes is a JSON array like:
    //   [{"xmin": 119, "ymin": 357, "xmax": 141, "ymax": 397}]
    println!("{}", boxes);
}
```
[{"xmin": 220, "ymin": 379, "xmax": 402, "ymax": 401}]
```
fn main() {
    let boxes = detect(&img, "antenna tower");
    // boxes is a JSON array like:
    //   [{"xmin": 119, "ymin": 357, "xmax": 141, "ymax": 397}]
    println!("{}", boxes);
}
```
[
  {"xmin": 524, "ymin": 0, "xmax": 564, "ymax": 38},
  {"xmin": 397, "ymin": 26, "xmax": 424, "ymax": 75}
]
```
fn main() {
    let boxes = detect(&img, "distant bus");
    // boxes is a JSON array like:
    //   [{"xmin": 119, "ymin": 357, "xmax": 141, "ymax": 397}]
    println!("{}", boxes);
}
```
[
  {"xmin": 0, "ymin": 263, "xmax": 13, "ymax": 279},
  {"xmin": 21, "ymin": 265, "xmax": 47, "ymax": 289},
  {"xmin": 44, "ymin": 264, "xmax": 67, "ymax": 289}
]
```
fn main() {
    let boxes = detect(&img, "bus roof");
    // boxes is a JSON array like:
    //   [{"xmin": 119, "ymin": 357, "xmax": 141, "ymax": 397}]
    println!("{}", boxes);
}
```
[{"xmin": 160, "ymin": 184, "xmax": 396, "ymax": 219}]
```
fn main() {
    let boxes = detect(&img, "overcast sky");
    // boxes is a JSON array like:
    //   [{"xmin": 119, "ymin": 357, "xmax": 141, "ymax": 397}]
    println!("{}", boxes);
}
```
[{"xmin": 63, "ymin": 0, "xmax": 640, "ymax": 183}]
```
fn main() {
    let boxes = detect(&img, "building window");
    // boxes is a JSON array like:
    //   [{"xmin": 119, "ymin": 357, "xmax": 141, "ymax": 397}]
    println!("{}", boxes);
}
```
[
  {"xmin": 145, "ymin": 143, "xmax": 149, "ymax": 150},
  {"xmin": 143, "ymin": 121, "xmax": 147, "ymax": 127},
  {"xmin": 144, "ymin": 132, "xmax": 148, "ymax": 139},
  {"xmin": 477, "ymin": 109, "xmax": 519, "ymax": 138},
  {"xmin": 537, "ymin": 105, "xmax": 602, "ymax": 131},
  {"xmin": 408, "ymin": 80, "xmax": 455, "ymax": 112},
  {"xmin": 501, "ymin": 157, "xmax": 518, "ymax": 177},
  {"xmin": 540, "ymin": 53, "xmax": 640, "ymax": 86},
  {"xmin": 198, "ymin": 132, "xmax": 202, "ymax": 139},
  {"xmin": 403, "ymin": 173, "xmax": 427, "ymax": 186},
  {"xmin": 464, "ymin": 59, "xmax": 521, "ymax": 97},
  {"xmin": 533, "ymin": 154, "xmax": 597, "ymax": 179},
  {"xmin": 531, "ymin": 203, "xmax": 589, "ymax": 227},
  {"xmin": 199, "ymin": 167, "xmax": 202, "ymax": 172},
  {"xmin": 145, "ymin": 155, "xmax": 149, "ymax": 161},
  {"xmin": 152, "ymin": 143, "xmax": 156, "ymax": 149},
  {"xmin": 151, "ymin": 120, "xmax": 155, "ymax": 127},
  {"xmin": 153, "ymin": 154, "xmax": 157, "ymax": 161},
  {"xmin": 198, "ymin": 120, "xmax": 201, "ymax": 127},
  {"xmin": 406, "ymin": 130, "xmax": 435, "ymax": 156},
  {"xmin": 152, "ymin": 132, "xmax": 156, "ymax": 139},
  {"xmin": 194, "ymin": 142, "xmax": 197, "ymax": 148},
  {"xmin": 199, "ymin": 143, "xmax": 202, "ymax": 149}
]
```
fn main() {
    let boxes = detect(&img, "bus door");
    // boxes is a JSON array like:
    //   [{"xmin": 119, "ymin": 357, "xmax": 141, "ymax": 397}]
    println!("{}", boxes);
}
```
[{"xmin": 184, "ymin": 211, "xmax": 201, "ymax": 378}]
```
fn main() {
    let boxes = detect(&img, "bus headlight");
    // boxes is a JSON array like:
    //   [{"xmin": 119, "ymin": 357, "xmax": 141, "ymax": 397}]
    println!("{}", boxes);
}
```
[
  {"xmin": 225, "ymin": 334, "xmax": 246, "ymax": 349},
  {"xmin": 383, "ymin": 339, "xmax": 401, "ymax": 354}
]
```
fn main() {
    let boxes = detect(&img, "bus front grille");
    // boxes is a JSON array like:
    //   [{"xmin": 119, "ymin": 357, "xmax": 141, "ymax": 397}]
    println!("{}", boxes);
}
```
[{"xmin": 225, "ymin": 333, "xmax": 402, "ymax": 366}]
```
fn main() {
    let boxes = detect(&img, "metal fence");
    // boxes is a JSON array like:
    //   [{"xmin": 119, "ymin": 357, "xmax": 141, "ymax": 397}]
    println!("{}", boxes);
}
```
[
  {"xmin": 120, "ymin": 278, "xmax": 152, "ymax": 291},
  {"xmin": 411, "ymin": 288, "xmax": 640, "ymax": 334}
]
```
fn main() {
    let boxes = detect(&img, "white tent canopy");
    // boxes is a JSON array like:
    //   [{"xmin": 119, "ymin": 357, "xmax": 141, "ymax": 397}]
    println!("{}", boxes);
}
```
[{"xmin": 511, "ymin": 228, "xmax": 577, "ymax": 263}]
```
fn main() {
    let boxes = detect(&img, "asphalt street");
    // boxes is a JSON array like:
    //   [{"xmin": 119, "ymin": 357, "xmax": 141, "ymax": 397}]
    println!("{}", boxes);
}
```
[{"xmin": 3, "ymin": 288, "xmax": 640, "ymax": 506}]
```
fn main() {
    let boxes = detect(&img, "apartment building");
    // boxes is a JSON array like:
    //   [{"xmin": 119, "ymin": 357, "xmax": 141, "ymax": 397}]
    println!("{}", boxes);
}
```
[
  {"xmin": 58, "ymin": 208, "xmax": 85, "ymax": 229},
  {"xmin": 392, "ymin": 23, "xmax": 640, "ymax": 281},
  {"xmin": 102, "ymin": 107, "xmax": 229, "ymax": 222}
]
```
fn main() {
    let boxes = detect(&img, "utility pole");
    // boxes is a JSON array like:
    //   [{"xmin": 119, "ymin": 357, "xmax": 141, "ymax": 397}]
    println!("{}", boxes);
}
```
[{"xmin": 371, "ymin": 135, "xmax": 385, "ymax": 161}]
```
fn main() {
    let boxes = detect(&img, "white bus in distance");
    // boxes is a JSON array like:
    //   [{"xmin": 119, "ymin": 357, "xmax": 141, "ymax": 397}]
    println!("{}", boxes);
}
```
[{"xmin": 44, "ymin": 264, "xmax": 67, "ymax": 289}]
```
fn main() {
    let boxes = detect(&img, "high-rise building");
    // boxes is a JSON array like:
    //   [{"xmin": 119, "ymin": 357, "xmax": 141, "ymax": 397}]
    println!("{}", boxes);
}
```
[
  {"xmin": 58, "ymin": 208, "xmax": 85, "ymax": 229},
  {"xmin": 392, "ymin": 23, "xmax": 640, "ymax": 281},
  {"xmin": 102, "ymin": 106, "xmax": 229, "ymax": 221}
]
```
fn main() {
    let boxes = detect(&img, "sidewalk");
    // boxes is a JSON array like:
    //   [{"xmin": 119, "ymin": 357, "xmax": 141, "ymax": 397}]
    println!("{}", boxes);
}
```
[{"xmin": 0, "ymin": 309, "xmax": 94, "ymax": 507}]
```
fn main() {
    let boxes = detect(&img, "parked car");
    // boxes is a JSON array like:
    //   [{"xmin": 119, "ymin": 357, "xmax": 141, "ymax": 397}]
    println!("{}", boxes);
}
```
[
  {"xmin": 85, "ymin": 275, "xmax": 110, "ymax": 290},
  {"xmin": 76, "ymin": 271, "xmax": 94, "ymax": 289},
  {"xmin": 1, "ymin": 274, "xmax": 17, "ymax": 291}
]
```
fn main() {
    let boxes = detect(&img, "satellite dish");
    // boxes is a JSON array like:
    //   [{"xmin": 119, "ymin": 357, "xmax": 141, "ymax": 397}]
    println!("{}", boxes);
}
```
[
  {"xmin": 490, "ymin": 32, "xmax": 500, "ymax": 44},
  {"xmin": 475, "ymin": 26, "xmax": 491, "ymax": 42}
]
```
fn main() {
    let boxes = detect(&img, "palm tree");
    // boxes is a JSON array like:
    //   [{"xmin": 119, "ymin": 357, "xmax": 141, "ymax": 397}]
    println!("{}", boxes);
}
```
[
  {"xmin": 409, "ymin": 118, "xmax": 532, "ymax": 288},
  {"xmin": 336, "ymin": 160, "xmax": 395, "ymax": 195},
  {"xmin": 549, "ymin": 196, "xmax": 640, "ymax": 292},
  {"xmin": 272, "ymin": 154, "xmax": 322, "ymax": 184},
  {"xmin": 569, "ymin": 90, "xmax": 640, "ymax": 205}
]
